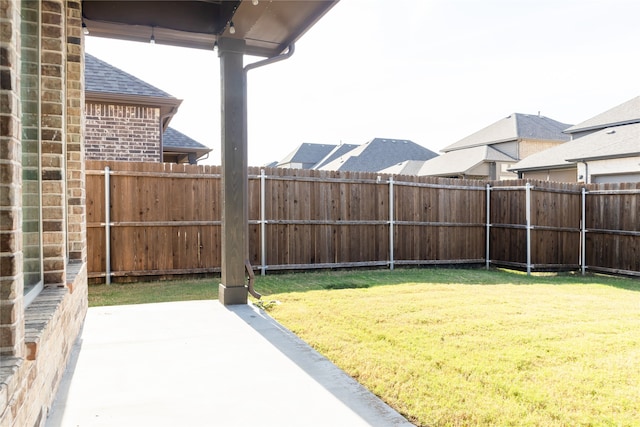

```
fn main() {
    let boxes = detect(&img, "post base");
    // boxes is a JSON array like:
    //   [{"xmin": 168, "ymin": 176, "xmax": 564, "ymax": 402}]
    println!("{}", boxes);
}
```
[{"xmin": 218, "ymin": 283, "xmax": 248, "ymax": 305}]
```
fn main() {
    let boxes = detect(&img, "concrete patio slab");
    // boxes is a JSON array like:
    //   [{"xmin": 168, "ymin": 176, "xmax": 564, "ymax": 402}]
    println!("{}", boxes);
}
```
[{"xmin": 46, "ymin": 300, "xmax": 414, "ymax": 427}]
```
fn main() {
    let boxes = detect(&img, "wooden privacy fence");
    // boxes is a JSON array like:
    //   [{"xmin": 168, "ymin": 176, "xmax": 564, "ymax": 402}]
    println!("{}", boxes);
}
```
[{"xmin": 85, "ymin": 161, "xmax": 640, "ymax": 282}]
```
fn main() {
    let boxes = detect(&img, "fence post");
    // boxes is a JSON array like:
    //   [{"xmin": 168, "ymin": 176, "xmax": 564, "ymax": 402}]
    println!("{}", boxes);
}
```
[
  {"xmin": 104, "ymin": 166, "xmax": 111, "ymax": 284},
  {"xmin": 260, "ymin": 169, "xmax": 266, "ymax": 276},
  {"xmin": 525, "ymin": 182, "xmax": 532, "ymax": 275},
  {"xmin": 581, "ymin": 187, "xmax": 586, "ymax": 275},
  {"xmin": 486, "ymin": 183, "xmax": 491, "ymax": 270},
  {"xmin": 388, "ymin": 177, "xmax": 394, "ymax": 270}
]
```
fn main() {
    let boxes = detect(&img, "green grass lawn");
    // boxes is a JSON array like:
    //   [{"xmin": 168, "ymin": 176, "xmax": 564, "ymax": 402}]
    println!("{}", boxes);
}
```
[{"xmin": 88, "ymin": 268, "xmax": 640, "ymax": 426}]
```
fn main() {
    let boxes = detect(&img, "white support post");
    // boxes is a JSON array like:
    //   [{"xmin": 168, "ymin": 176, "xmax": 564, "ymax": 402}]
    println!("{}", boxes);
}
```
[
  {"xmin": 581, "ymin": 187, "xmax": 586, "ymax": 275},
  {"xmin": 389, "ymin": 177, "xmax": 394, "ymax": 270},
  {"xmin": 104, "ymin": 166, "xmax": 111, "ymax": 285},
  {"xmin": 260, "ymin": 169, "xmax": 267, "ymax": 276},
  {"xmin": 486, "ymin": 184, "xmax": 491, "ymax": 270},
  {"xmin": 525, "ymin": 183, "xmax": 532, "ymax": 275}
]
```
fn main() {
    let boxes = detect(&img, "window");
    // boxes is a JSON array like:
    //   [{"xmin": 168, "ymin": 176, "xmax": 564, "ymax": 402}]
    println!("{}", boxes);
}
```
[{"xmin": 21, "ymin": 1, "xmax": 43, "ymax": 306}]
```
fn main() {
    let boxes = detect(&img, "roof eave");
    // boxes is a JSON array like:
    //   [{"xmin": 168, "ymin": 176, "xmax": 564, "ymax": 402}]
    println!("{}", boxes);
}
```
[
  {"xmin": 86, "ymin": 91, "xmax": 182, "ymax": 129},
  {"xmin": 566, "ymin": 152, "xmax": 640, "ymax": 163},
  {"xmin": 426, "ymin": 159, "xmax": 489, "ymax": 177},
  {"xmin": 508, "ymin": 162, "xmax": 575, "ymax": 173},
  {"xmin": 564, "ymin": 119, "xmax": 640, "ymax": 134},
  {"xmin": 442, "ymin": 137, "xmax": 518, "ymax": 153},
  {"xmin": 164, "ymin": 146, "xmax": 212, "ymax": 154},
  {"xmin": 86, "ymin": 91, "xmax": 182, "ymax": 109}
]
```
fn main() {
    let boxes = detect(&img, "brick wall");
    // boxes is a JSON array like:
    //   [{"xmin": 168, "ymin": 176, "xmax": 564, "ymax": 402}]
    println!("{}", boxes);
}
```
[
  {"xmin": 0, "ymin": 0, "xmax": 25, "ymax": 359},
  {"xmin": 0, "ymin": 0, "xmax": 88, "ymax": 425},
  {"xmin": 65, "ymin": 0, "xmax": 86, "ymax": 263},
  {"xmin": 85, "ymin": 103, "xmax": 162, "ymax": 162},
  {"xmin": 41, "ymin": 0, "xmax": 67, "ymax": 287},
  {"xmin": 2, "ymin": 267, "xmax": 87, "ymax": 427}
]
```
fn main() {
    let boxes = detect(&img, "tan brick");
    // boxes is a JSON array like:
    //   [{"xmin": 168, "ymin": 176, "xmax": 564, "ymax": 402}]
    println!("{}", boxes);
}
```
[
  {"xmin": 0, "ymin": 209, "xmax": 20, "ymax": 232},
  {"xmin": 42, "ymin": 232, "xmax": 64, "ymax": 245},
  {"xmin": 43, "ymin": 270, "xmax": 64, "ymax": 285},
  {"xmin": 0, "ymin": 324, "xmax": 18, "ymax": 347}
]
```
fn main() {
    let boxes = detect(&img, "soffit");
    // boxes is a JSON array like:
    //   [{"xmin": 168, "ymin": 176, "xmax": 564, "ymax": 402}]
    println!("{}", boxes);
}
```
[{"xmin": 82, "ymin": 0, "xmax": 339, "ymax": 57}]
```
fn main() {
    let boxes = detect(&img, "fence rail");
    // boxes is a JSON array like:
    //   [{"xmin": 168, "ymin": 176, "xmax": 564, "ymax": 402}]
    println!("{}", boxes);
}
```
[{"xmin": 85, "ymin": 160, "xmax": 640, "ymax": 281}]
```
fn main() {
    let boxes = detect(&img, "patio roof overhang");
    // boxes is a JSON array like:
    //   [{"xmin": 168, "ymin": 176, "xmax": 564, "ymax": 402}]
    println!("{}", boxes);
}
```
[
  {"xmin": 81, "ymin": 0, "xmax": 339, "ymax": 305},
  {"xmin": 81, "ymin": 0, "xmax": 339, "ymax": 57}
]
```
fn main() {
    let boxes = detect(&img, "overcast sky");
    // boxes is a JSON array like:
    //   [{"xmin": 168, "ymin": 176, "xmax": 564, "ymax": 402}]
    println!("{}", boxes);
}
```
[{"xmin": 85, "ymin": 0, "xmax": 640, "ymax": 166}]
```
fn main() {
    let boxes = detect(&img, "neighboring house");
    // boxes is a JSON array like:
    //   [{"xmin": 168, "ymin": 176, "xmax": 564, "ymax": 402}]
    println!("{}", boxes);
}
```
[
  {"xmin": 275, "ymin": 139, "xmax": 436, "ymax": 173},
  {"xmin": 314, "ymin": 138, "xmax": 438, "ymax": 173},
  {"xmin": 416, "ymin": 145, "xmax": 517, "ymax": 180},
  {"xmin": 85, "ymin": 53, "xmax": 211, "ymax": 164},
  {"xmin": 511, "ymin": 96, "xmax": 640, "ymax": 183},
  {"xmin": 418, "ymin": 113, "xmax": 572, "ymax": 180},
  {"xmin": 564, "ymin": 96, "xmax": 640, "ymax": 139},
  {"xmin": 277, "ymin": 143, "xmax": 337, "ymax": 169},
  {"xmin": 566, "ymin": 124, "xmax": 640, "ymax": 183},
  {"xmin": 311, "ymin": 143, "xmax": 360, "ymax": 170},
  {"xmin": 379, "ymin": 160, "xmax": 426, "ymax": 176},
  {"xmin": 163, "ymin": 127, "xmax": 212, "ymax": 164},
  {"xmin": 276, "ymin": 142, "xmax": 359, "ymax": 169}
]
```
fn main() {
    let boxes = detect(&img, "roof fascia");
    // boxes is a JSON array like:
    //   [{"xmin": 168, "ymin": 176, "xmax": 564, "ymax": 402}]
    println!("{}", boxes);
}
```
[
  {"xmin": 164, "ymin": 146, "xmax": 212, "ymax": 154},
  {"xmin": 442, "ymin": 138, "xmax": 518, "ymax": 153},
  {"xmin": 566, "ymin": 152, "xmax": 640, "ymax": 162},
  {"xmin": 86, "ymin": 91, "xmax": 182, "ymax": 127},
  {"xmin": 508, "ymin": 162, "xmax": 576, "ymax": 172},
  {"xmin": 564, "ymin": 119, "xmax": 640, "ymax": 134},
  {"xmin": 86, "ymin": 91, "xmax": 182, "ymax": 108}
]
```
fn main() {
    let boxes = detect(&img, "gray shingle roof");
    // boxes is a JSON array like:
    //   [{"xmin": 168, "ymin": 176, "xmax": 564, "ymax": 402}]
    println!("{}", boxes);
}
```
[
  {"xmin": 565, "ymin": 123, "xmax": 640, "ymax": 161},
  {"xmin": 316, "ymin": 138, "xmax": 438, "ymax": 173},
  {"xmin": 418, "ymin": 145, "xmax": 516, "ymax": 177},
  {"xmin": 163, "ymin": 127, "xmax": 210, "ymax": 151},
  {"xmin": 277, "ymin": 143, "xmax": 337, "ymax": 167},
  {"xmin": 85, "ymin": 53, "xmax": 174, "ymax": 98},
  {"xmin": 564, "ymin": 96, "xmax": 640, "ymax": 134},
  {"xmin": 511, "ymin": 122, "xmax": 640, "ymax": 171},
  {"xmin": 312, "ymin": 143, "xmax": 359, "ymax": 169},
  {"xmin": 442, "ymin": 113, "xmax": 572, "ymax": 152}
]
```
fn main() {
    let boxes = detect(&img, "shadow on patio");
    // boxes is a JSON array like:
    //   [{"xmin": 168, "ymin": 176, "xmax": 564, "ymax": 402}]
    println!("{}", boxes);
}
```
[{"xmin": 46, "ymin": 300, "xmax": 414, "ymax": 427}]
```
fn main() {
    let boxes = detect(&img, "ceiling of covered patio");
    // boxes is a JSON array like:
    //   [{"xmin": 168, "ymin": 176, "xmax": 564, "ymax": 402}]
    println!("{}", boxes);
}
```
[{"xmin": 81, "ymin": 0, "xmax": 339, "ymax": 56}]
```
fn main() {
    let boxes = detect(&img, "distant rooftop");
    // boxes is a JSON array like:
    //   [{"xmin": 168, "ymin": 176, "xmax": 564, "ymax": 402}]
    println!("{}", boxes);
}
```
[
  {"xmin": 312, "ymin": 143, "xmax": 360, "ymax": 170},
  {"xmin": 511, "ymin": 122, "xmax": 640, "ymax": 171},
  {"xmin": 442, "ymin": 113, "xmax": 572, "ymax": 152},
  {"xmin": 278, "ymin": 143, "xmax": 337, "ymax": 168},
  {"xmin": 564, "ymin": 96, "xmax": 640, "ymax": 134},
  {"xmin": 418, "ymin": 145, "xmax": 516, "ymax": 177},
  {"xmin": 316, "ymin": 138, "xmax": 438, "ymax": 173},
  {"xmin": 379, "ymin": 160, "xmax": 427, "ymax": 176}
]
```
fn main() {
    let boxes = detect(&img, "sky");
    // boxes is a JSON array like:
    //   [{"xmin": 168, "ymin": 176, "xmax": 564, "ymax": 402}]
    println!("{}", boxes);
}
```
[{"xmin": 84, "ymin": 0, "xmax": 640, "ymax": 167}]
